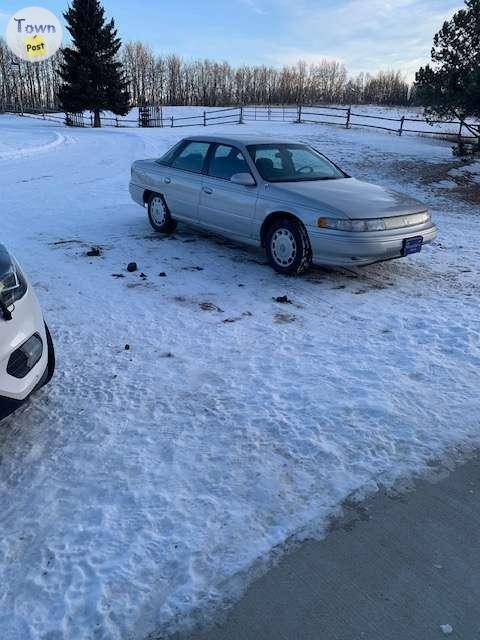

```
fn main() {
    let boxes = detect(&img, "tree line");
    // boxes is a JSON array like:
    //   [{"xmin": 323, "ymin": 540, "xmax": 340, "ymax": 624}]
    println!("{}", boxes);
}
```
[
  {"xmin": 0, "ymin": 35, "xmax": 410, "ymax": 112},
  {"xmin": 122, "ymin": 43, "xmax": 410, "ymax": 107}
]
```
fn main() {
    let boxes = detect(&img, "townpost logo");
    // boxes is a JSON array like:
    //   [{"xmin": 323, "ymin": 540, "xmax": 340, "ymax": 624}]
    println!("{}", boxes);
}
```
[{"xmin": 6, "ymin": 6, "xmax": 62, "ymax": 62}]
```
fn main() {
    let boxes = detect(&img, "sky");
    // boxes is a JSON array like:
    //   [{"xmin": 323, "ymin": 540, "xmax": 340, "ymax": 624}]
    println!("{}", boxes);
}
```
[{"xmin": 0, "ymin": 0, "xmax": 465, "ymax": 80}]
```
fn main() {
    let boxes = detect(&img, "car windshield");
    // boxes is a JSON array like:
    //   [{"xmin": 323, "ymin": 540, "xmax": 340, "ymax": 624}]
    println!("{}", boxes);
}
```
[{"xmin": 247, "ymin": 143, "xmax": 346, "ymax": 182}]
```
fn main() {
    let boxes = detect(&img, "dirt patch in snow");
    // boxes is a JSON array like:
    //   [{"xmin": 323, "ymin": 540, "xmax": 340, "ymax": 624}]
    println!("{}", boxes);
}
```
[{"xmin": 392, "ymin": 159, "xmax": 480, "ymax": 204}]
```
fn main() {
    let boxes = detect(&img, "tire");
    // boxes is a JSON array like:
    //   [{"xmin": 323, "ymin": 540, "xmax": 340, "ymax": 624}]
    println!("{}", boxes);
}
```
[
  {"xmin": 42, "ymin": 322, "xmax": 55, "ymax": 387},
  {"xmin": 34, "ymin": 323, "xmax": 55, "ymax": 392},
  {"xmin": 265, "ymin": 217, "xmax": 312, "ymax": 275},
  {"xmin": 147, "ymin": 193, "xmax": 177, "ymax": 234}
]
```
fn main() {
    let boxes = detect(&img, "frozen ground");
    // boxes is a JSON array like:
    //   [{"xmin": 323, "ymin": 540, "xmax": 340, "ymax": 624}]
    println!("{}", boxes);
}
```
[{"xmin": 0, "ymin": 112, "xmax": 479, "ymax": 640}]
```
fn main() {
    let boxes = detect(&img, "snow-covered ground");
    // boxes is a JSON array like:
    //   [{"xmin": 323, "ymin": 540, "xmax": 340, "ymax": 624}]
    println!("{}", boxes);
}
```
[{"xmin": 0, "ymin": 112, "xmax": 479, "ymax": 640}]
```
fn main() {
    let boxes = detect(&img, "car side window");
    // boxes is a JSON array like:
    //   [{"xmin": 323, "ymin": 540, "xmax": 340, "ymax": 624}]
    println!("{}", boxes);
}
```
[
  {"xmin": 252, "ymin": 148, "xmax": 283, "ymax": 169},
  {"xmin": 250, "ymin": 147, "xmax": 283, "ymax": 180},
  {"xmin": 171, "ymin": 141, "xmax": 210, "ymax": 174},
  {"xmin": 156, "ymin": 141, "xmax": 184, "ymax": 166},
  {"xmin": 208, "ymin": 144, "xmax": 251, "ymax": 181}
]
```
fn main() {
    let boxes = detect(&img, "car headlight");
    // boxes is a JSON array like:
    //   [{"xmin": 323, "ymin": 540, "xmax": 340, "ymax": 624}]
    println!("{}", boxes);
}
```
[
  {"xmin": 317, "ymin": 217, "xmax": 386, "ymax": 231},
  {"xmin": 317, "ymin": 211, "xmax": 430, "ymax": 232},
  {"xmin": 0, "ymin": 244, "xmax": 28, "ymax": 309}
]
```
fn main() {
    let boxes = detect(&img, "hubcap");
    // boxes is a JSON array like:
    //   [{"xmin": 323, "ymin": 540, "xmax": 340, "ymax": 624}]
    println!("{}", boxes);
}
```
[
  {"xmin": 150, "ymin": 197, "xmax": 167, "ymax": 226},
  {"xmin": 271, "ymin": 228, "xmax": 297, "ymax": 267}
]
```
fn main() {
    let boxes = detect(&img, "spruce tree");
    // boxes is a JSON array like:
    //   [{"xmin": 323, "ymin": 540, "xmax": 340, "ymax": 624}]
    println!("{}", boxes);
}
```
[
  {"xmin": 415, "ymin": 0, "xmax": 480, "ymax": 139},
  {"xmin": 59, "ymin": 0, "xmax": 130, "ymax": 127}
]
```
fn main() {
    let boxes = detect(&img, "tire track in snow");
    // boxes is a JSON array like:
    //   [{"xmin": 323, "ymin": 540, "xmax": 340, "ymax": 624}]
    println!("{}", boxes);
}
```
[{"xmin": 0, "ymin": 129, "xmax": 69, "ymax": 161}]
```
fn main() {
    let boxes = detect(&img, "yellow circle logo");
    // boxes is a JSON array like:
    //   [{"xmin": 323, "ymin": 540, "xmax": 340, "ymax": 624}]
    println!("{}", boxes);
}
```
[{"xmin": 6, "ymin": 6, "xmax": 62, "ymax": 62}]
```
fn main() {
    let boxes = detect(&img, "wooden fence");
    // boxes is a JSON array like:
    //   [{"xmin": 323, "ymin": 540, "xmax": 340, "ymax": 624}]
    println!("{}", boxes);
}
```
[
  {"xmin": 5, "ymin": 103, "xmax": 479, "ymax": 142},
  {"xmin": 300, "ymin": 105, "xmax": 480, "ymax": 140}
]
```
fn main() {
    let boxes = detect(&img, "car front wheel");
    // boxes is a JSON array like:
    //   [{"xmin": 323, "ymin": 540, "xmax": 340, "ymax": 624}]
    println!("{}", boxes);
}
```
[
  {"xmin": 147, "ymin": 193, "xmax": 177, "ymax": 234},
  {"xmin": 43, "ymin": 323, "xmax": 55, "ymax": 386},
  {"xmin": 35, "ymin": 322, "xmax": 55, "ymax": 392},
  {"xmin": 265, "ymin": 218, "xmax": 312, "ymax": 275}
]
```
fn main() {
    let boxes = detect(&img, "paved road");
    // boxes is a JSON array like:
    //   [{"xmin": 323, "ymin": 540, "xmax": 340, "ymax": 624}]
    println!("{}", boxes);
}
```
[{"xmin": 182, "ymin": 455, "xmax": 480, "ymax": 640}]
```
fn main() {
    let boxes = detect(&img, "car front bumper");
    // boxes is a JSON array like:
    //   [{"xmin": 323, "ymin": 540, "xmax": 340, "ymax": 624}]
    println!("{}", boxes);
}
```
[
  {"xmin": 0, "ymin": 286, "xmax": 49, "ymax": 419},
  {"xmin": 307, "ymin": 221, "xmax": 438, "ymax": 267}
]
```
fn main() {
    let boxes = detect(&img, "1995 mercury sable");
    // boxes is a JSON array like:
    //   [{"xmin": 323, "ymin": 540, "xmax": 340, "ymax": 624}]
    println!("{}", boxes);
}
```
[{"xmin": 130, "ymin": 135, "xmax": 438, "ymax": 275}]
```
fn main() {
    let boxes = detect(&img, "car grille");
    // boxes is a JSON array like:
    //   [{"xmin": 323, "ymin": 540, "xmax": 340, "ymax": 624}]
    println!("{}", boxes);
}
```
[{"xmin": 384, "ymin": 211, "xmax": 430, "ymax": 230}]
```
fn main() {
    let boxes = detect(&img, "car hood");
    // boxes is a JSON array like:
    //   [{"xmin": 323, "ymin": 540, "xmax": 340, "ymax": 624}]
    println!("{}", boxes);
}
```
[{"xmin": 266, "ymin": 178, "xmax": 427, "ymax": 219}]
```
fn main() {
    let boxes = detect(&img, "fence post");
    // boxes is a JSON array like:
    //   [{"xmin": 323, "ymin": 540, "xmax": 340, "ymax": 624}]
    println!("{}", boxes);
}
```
[
  {"xmin": 171, "ymin": 116, "xmax": 174, "ymax": 128},
  {"xmin": 239, "ymin": 105, "xmax": 244, "ymax": 124},
  {"xmin": 399, "ymin": 116, "xmax": 405, "ymax": 136},
  {"xmin": 115, "ymin": 116, "xmax": 119, "ymax": 127},
  {"xmin": 458, "ymin": 120, "xmax": 463, "ymax": 142},
  {"xmin": 203, "ymin": 110, "xmax": 207, "ymax": 126},
  {"xmin": 90, "ymin": 113, "xmax": 93, "ymax": 127},
  {"xmin": 268, "ymin": 105, "xmax": 271, "ymax": 121},
  {"xmin": 297, "ymin": 104, "xmax": 302, "ymax": 124},
  {"xmin": 346, "ymin": 106, "xmax": 351, "ymax": 129}
]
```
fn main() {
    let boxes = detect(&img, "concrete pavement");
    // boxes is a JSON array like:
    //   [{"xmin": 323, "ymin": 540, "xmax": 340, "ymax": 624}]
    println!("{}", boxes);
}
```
[{"xmin": 181, "ymin": 455, "xmax": 480, "ymax": 640}]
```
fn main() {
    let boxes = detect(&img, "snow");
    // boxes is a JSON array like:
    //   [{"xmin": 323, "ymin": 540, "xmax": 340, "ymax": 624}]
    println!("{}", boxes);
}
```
[
  {"xmin": 432, "ymin": 180, "xmax": 457, "ymax": 190},
  {"xmin": 440, "ymin": 624, "xmax": 454, "ymax": 635},
  {"xmin": 449, "ymin": 162, "xmax": 480, "ymax": 185},
  {"xmin": 0, "ymin": 125, "xmax": 66, "ymax": 160},
  {"xmin": 0, "ymin": 111, "xmax": 479, "ymax": 640}
]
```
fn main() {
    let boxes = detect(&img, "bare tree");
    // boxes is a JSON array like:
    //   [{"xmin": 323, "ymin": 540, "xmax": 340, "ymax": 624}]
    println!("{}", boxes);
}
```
[
  {"xmin": 0, "ymin": 35, "xmax": 412, "ymax": 112},
  {"xmin": 0, "ymin": 37, "xmax": 62, "ymax": 112}
]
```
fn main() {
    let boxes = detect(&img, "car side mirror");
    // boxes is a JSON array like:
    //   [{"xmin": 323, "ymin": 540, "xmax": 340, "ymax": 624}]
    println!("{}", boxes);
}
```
[{"xmin": 230, "ymin": 172, "xmax": 256, "ymax": 186}]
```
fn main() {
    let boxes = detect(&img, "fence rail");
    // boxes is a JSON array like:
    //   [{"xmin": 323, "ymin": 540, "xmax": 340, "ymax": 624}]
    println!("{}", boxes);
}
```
[{"xmin": 5, "ymin": 103, "xmax": 479, "ymax": 142}]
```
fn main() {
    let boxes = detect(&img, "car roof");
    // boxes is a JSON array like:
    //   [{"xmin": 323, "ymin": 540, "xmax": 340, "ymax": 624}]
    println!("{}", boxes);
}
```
[{"xmin": 184, "ymin": 134, "xmax": 306, "ymax": 147}]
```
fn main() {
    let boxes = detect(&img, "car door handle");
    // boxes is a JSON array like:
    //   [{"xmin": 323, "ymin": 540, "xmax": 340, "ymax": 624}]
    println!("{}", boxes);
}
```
[
  {"xmin": 202, "ymin": 186, "xmax": 213, "ymax": 195},
  {"xmin": 164, "ymin": 177, "xmax": 171, "ymax": 184}
]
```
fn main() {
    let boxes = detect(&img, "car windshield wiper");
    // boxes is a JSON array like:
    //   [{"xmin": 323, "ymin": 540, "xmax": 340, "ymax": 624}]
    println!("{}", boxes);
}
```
[{"xmin": 0, "ymin": 297, "xmax": 13, "ymax": 321}]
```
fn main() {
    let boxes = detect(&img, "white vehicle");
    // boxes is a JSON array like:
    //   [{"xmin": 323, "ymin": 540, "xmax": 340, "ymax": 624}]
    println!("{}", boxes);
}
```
[{"xmin": 0, "ymin": 243, "xmax": 55, "ymax": 420}]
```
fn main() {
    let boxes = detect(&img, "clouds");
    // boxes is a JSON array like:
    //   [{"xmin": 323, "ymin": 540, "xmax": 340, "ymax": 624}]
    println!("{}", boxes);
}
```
[
  {"xmin": 167, "ymin": 0, "xmax": 463, "ymax": 80},
  {"xmin": 270, "ymin": 0, "xmax": 462, "ymax": 79},
  {"xmin": 238, "ymin": 0, "xmax": 268, "ymax": 15}
]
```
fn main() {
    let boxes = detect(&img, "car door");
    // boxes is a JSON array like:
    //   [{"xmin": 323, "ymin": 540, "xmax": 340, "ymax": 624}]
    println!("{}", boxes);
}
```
[
  {"xmin": 199, "ymin": 144, "xmax": 258, "ymax": 239},
  {"xmin": 162, "ymin": 141, "xmax": 211, "ymax": 223}
]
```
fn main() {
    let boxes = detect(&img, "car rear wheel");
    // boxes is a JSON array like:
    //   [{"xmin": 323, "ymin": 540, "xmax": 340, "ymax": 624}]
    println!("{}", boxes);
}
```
[
  {"xmin": 147, "ymin": 193, "xmax": 177, "ymax": 234},
  {"xmin": 265, "ymin": 218, "xmax": 312, "ymax": 275}
]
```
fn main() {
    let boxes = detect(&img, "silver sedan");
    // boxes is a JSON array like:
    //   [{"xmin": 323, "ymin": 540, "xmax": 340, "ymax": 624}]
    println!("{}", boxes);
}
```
[{"xmin": 129, "ymin": 135, "xmax": 437, "ymax": 275}]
